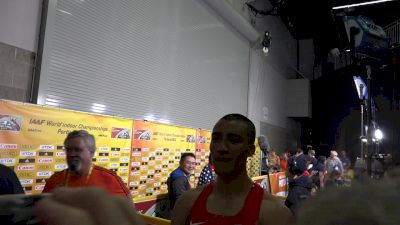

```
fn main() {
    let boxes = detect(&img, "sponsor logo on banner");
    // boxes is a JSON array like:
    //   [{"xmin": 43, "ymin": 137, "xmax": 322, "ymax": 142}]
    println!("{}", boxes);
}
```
[
  {"xmin": 186, "ymin": 135, "xmax": 195, "ymax": 143},
  {"xmin": 119, "ymin": 168, "xmax": 128, "ymax": 172},
  {"xmin": 20, "ymin": 179, "xmax": 33, "ymax": 185},
  {"xmin": 99, "ymin": 153, "xmax": 109, "ymax": 157},
  {"xmin": 0, "ymin": 115, "xmax": 22, "ymax": 131},
  {"xmin": 154, "ymin": 191, "xmax": 160, "ymax": 195},
  {"xmin": 122, "ymin": 178, "xmax": 128, "ymax": 183},
  {"xmin": 20, "ymin": 151, "xmax": 36, "ymax": 157},
  {"xmin": 122, "ymin": 148, "xmax": 130, "ymax": 151},
  {"xmin": 168, "ymin": 164, "xmax": 174, "ymax": 168},
  {"xmin": 111, "ymin": 148, "xmax": 120, "ymax": 151},
  {"xmin": 110, "ymin": 168, "xmax": 118, "ymax": 172},
  {"xmin": 195, "ymin": 166, "xmax": 200, "ymax": 170},
  {"xmin": 146, "ymin": 188, "xmax": 153, "ymax": 193},
  {"xmin": 19, "ymin": 158, "xmax": 35, "ymax": 163},
  {"xmin": 196, "ymin": 159, "xmax": 201, "ymax": 163},
  {"xmin": 37, "ymin": 171, "xmax": 52, "ymax": 177},
  {"xmin": 0, "ymin": 144, "xmax": 17, "ymax": 149},
  {"xmin": 141, "ymin": 157, "xmax": 148, "ymax": 161},
  {"xmin": 99, "ymin": 147, "xmax": 109, "ymax": 151},
  {"xmin": 142, "ymin": 166, "xmax": 148, "ymax": 170},
  {"xmin": 134, "ymin": 130, "xmax": 151, "ymax": 140},
  {"xmin": 55, "ymin": 158, "xmax": 65, "ymax": 163},
  {"xmin": 149, "ymin": 152, "xmax": 155, "ymax": 157},
  {"xmin": 98, "ymin": 158, "xmax": 109, "ymax": 162},
  {"xmin": 154, "ymin": 182, "xmax": 160, "ymax": 187},
  {"xmin": 39, "ymin": 152, "xmax": 54, "ymax": 156},
  {"xmin": 161, "ymin": 177, "xmax": 168, "ymax": 182},
  {"xmin": 0, "ymin": 158, "xmax": 15, "ymax": 164},
  {"xmin": 169, "ymin": 156, "xmax": 175, "ymax": 160},
  {"xmin": 37, "ymin": 165, "xmax": 52, "ymax": 170},
  {"xmin": 279, "ymin": 176, "xmax": 287, "ymax": 187},
  {"xmin": 132, "ymin": 152, "xmax": 141, "ymax": 157},
  {"xmin": 155, "ymin": 156, "xmax": 162, "ymax": 161},
  {"xmin": 35, "ymin": 185, "xmax": 44, "ymax": 191},
  {"xmin": 139, "ymin": 185, "xmax": 146, "ymax": 189},
  {"xmin": 36, "ymin": 178, "xmax": 48, "ymax": 183},
  {"xmin": 155, "ymin": 165, "xmax": 162, "ymax": 169},
  {"xmin": 142, "ymin": 148, "xmax": 149, "ymax": 152},
  {"xmin": 56, "ymin": 145, "xmax": 64, "ymax": 150},
  {"xmin": 23, "ymin": 186, "xmax": 32, "ymax": 191},
  {"xmin": 38, "ymin": 158, "xmax": 53, "ymax": 163},
  {"xmin": 130, "ymin": 181, "xmax": 139, "ymax": 186},
  {"xmin": 111, "ymin": 152, "xmax": 120, "ymax": 157},
  {"xmin": 56, "ymin": 152, "xmax": 66, "ymax": 157},
  {"xmin": 111, "ymin": 127, "xmax": 131, "ymax": 139},
  {"xmin": 162, "ymin": 169, "xmax": 168, "ymax": 172},
  {"xmin": 162, "ymin": 161, "xmax": 168, "ymax": 165},
  {"xmin": 195, "ymin": 173, "xmax": 200, "ymax": 177},
  {"xmin": 110, "ymin": 158, "xmax": 119, "ymax": 162},
  {"xmin": 140, "ymin": 176, "xmax": 147, "ymax": 180},
  {"xmin": 161, "ymin": 186, "xmax": 167, "ymax": 190},
  {"xmin": 131, "ymin": 162, "xmax": 140, "ymax": 167},
  {"xmin": 121, "ymin": 153, "xmax": 130, "ymax": 157},
  {"xmin": 131, "ymin": 171, "xmax": 140, "ymax": 176},
  {"xmin": 109, "ymin": 163, "xmax": 119, "ymax": 167},
  {"xmin": 148, "ymin": 161, "xmax": 155, "ymax": 165},
  {"xmin": 148, "ymin": 170, "xmax": 155, "ymax": 175},
  {"xmin": 155, "ymin": 174, "xmax": 161, "ymax": 178},
  {"xmin": 120, "ymin": 158, "xmax": 129, "ymax": 162},
  {"xmin": 17, "ymin": 172, "xmax": 34, "ymax": 178},
  {"xmin": 39, "ymin": 145, "xmax": 54, "ymax": 150},
  {"xmin": 120, "ymin": 163, "xmax": 128, "ymax": 167},
  {"xmin": 131, "ymin": 191, "xmax": 139, "ymax": 195}
]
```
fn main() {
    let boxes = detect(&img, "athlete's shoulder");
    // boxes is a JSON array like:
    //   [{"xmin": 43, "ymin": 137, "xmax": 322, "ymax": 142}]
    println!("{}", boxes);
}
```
[{"xmin": 259, "ymin": 191, "xmax": 295, "ymax": 225}]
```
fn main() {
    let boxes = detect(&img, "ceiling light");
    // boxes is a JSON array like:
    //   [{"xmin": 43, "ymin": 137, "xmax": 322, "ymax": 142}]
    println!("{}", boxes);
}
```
[{"xmin": 333, "ymin": 0, "xmax": 394, "ymax": 10}]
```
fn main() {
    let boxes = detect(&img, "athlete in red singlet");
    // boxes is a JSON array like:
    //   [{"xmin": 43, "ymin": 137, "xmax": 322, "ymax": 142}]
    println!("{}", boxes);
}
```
[{"xmin": 172, "ymin": 114, "xmax": 294, "ymax": 225}]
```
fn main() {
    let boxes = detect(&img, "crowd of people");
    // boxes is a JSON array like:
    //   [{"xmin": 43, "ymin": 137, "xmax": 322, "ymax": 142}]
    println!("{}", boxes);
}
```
[{"xmin": 1, "ymin": 113, "xmax": 399, "ymax": 225}]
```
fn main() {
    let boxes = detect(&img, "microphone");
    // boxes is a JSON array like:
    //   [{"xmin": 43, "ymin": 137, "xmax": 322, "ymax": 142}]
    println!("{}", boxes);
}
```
[{"xmin": 257, "ymin": 135, "xmax": 270, "ymax": 156}]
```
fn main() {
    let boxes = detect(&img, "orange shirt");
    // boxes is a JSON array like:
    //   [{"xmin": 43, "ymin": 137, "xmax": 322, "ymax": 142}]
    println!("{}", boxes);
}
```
[{"xmin": 42, "ymin": 165, "xmax": 130, "ymax": 198}]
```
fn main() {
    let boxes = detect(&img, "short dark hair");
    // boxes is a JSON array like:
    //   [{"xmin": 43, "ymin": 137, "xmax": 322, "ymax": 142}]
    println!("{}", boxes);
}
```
[
  {"xmin": 180, "ymin": 152, "xmax": 195, "ymax": 163},
  {"xmin": 220, "ymin": 114, "xmax": 256, "ymax": 145},
  {"xmin": 64, "ymin": 130, "xmax": 96, "ymax": 152}
]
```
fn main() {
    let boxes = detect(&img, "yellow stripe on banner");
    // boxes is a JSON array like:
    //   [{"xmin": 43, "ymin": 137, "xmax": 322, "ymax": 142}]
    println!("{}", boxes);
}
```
[
  {"xmin": 134, "ymin": 193, "xmax": 168, "ymax": 203},
  {"xmin": 140, "ymin": 214, "xmax": 171, "ymax": 225}
]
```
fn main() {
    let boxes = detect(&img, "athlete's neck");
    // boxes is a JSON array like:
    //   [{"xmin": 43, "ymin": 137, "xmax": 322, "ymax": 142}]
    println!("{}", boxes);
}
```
[{"xmin": 214, "ymin": 171, "xmax": 253, "ymax": 196}]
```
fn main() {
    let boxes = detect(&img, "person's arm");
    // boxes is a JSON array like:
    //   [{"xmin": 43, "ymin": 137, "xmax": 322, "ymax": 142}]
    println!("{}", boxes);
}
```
[
  {"xmin": 171, "ymin": 188, "xmax": 202, "ymax": 225},
  {"xmin": 172, "ymin": 177, "xmax": 190, "ymax": 204},
  {"xmin": 319, "ymin": 171, "xmax": 325, "ymax": 188},
  {"xmin": 35, "ymin": 187, "xmax": 144, "ymax": 225}
]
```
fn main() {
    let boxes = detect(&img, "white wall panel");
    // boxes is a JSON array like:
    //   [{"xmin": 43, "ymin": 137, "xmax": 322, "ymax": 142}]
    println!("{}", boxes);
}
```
[{"xmin": 37, "ymin": 0, "xmax": 249, "ymax": 129}]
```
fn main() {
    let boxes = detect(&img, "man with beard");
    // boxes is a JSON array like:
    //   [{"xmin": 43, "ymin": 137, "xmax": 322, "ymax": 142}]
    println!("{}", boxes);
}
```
[
  {"xmin": 172, "ymin": 114, "xmax": 293, "ymax": 225},
  {"xmin": 42, "ymin": 130, "xmax": 130, "ymax": 198}
]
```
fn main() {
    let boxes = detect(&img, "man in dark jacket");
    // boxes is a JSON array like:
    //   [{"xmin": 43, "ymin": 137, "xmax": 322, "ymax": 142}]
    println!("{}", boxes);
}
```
[
  {"xmin": 0, "ymin": 164, "xmax": 24, "ymax": 195},
  {"xmin": 285, "ymin": 154, "xmax": 313, "ymax": 215},
  {"xmin": 167, "ymin": 152, "xmax": 195, "ymax": 210}
]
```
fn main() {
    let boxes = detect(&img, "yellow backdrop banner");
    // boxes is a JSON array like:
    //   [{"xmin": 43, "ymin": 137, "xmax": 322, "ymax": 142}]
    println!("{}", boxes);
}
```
[{"xmin": 0, "ymin": 100, "xmax": 133, "ymax": 194}]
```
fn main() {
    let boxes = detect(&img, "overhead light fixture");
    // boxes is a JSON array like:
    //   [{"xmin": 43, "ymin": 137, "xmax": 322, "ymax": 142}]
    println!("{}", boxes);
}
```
[
  {"xmin": 91, "ymin": 103, "xmax": 106, "ymax": 113},
  {"xmin": 333, "ymin": 0, "xmax": 394, "ymax": 9},
  {"xmin": 262, "ymin": 31, "xmax": 271, "ymax": 54},
  {"xmin": 45, "ymin": 98, "xmax": 59, "ymax": 107},
  {"xmin": 144, "ymin": 114, "xmax": 156, "ymax": 122}
]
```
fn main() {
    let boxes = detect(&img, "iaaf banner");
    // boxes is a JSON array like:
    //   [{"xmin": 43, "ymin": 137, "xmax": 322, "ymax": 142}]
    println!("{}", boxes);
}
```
[
  {"xmin": 0, "ymin": 100, "xmax": 133, "ymax": 194},
  {"xmin": 129, "ymin": 120, "xmax": 201, "ymax": 200}
]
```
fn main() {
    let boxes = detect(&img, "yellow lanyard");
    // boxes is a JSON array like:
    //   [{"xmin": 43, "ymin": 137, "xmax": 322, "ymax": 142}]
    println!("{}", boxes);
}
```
[{"xmin": 64, "ymin": 164, "xmax": 94, "ymax": 187}]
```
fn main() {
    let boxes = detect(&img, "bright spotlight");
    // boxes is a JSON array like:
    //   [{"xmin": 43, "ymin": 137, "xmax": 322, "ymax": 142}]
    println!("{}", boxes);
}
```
[{"xmin": 374, "ymin": 129, "xmax": 383, "ymax": 140}]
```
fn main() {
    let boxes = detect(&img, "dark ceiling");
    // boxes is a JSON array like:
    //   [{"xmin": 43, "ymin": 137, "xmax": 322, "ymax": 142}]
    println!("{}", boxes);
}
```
[{"xmin": 269, "ymin": 0, "xmax": 400, "ymax": 40}]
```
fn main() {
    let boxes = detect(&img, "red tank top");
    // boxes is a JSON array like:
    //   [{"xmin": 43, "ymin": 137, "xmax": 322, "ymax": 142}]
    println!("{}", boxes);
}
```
[{"xmin": 187, "ymin": 182, "xmax": 264, "ymax": 225}]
